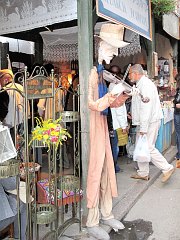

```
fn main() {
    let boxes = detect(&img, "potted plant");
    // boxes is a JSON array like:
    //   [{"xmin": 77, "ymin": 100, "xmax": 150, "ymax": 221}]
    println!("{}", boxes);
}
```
[{"xmin": 151, "ymin": 0, "xmax": 176, "ymax": 19}]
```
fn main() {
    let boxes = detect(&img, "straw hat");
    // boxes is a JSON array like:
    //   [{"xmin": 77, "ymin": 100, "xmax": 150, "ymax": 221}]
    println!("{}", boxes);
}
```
[
  {"xmin": 99, "ymin": 23, "xmax": 130, "ymax": 48},
  {"xmin": 0, "ymin": 69, "xmax": 14, "ymax": 78}
]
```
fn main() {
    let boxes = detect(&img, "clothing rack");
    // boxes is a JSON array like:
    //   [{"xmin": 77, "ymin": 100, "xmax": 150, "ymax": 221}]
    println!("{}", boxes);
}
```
[{"xmin": 0, "ymin": 66, "xmax": 82, "ymax": 239}]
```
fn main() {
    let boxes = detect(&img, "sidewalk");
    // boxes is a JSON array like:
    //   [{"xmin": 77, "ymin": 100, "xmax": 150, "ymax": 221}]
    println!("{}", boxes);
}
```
[{"xmin": 61, "ymin": 145, "xmax": 177, "ymax": 240}]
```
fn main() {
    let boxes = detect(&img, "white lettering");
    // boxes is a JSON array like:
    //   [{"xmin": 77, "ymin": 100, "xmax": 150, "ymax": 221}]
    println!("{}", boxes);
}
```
[
  {"xmin": 130, "ymin": 8, "xmax": 148, "ymax": 27},
  {"xmin": 104, "ymin": 0, "xmax": 127, "ymax": 13}
]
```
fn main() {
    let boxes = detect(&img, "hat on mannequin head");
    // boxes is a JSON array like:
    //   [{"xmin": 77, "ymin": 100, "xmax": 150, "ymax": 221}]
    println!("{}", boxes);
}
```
[
  {"xmin": 0, "ymin": 69, "xmax": 14, "ymax": 78},
  {"xmin": 99, "ymin": 23, "xmax": 130, "ymax": 48},
  {"xmin": 0, "ymin": 69, "xmax": 14, "ymax": 87}
]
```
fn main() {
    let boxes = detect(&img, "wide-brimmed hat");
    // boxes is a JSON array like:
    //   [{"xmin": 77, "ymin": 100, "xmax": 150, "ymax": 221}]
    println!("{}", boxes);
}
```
[
  {"xmin": 99, "ymin": 23, "xmax": 130, "ymax": 48},
  {"xmin": 0, "ymin": 69, "xmax": 14, "ymax": 78}
]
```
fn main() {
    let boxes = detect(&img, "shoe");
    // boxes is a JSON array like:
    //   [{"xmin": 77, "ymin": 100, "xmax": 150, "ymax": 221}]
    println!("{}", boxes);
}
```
[
  {"xmin": 115, "ymin": 164, "xmax": 120, "ymax": 173},
  {"xmin": 176, "ymin": 159, "xmax": 180, "ymax": 168},
  {"xmin": 87, "ymin": 226, "xmax": 110, "ymax": 240},
  {"xmin": 131, "ymin": 174, "xmax": 149, "ymax": 181},
  {"xmin": 101, "ymin": 218, "xmax": 125, "ymax": 232},
  {"xmin": 161, "ymin": 167, "xmax": 175, "ymax": 183}
]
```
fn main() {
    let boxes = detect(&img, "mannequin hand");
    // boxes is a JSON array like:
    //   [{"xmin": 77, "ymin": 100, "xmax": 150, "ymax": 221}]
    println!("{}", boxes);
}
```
[
  {"xmin": 176, "ymin": 103, "xmax": 180, "ymax": 108},
  {"xmin": 110, "ymin": 83, "xmax": 125, "ymax": 96}
]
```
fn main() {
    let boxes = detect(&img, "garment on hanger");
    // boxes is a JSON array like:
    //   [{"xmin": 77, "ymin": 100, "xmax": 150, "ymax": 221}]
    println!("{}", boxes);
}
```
[
  {"xmin": 37, "ymin": 87, "xmax": 64, "ymax": 120},
  {"xmin": 3, "ymin": 83, "xmax": 24, "ymax": 128}
]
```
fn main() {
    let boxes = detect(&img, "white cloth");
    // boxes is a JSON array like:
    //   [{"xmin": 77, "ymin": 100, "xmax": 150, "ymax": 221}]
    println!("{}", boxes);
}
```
[
  {"xmin": 110, "ymin": 104, "xmax": 128, "ymax": 130},
  {"xmin": 136, "ymin": 121, "xmax": 173, "ymax": 177},
  {"xmin": 163, "ymin": 107, "xmax": 174, "ymax": 124},
  {"xmin": 131, "ymin": 75, "xmax": 163, "ymax": 133},
  {"xmin": 3, "ymin": 83, "xmax": 24, "ymax": 128},
  {"xmin": 0, "ymin": 0, "xmax": 77, "ymax": 35},
  {"xmin": 37, "ymin": 88, "xmax": 63, "ymax": 120}
]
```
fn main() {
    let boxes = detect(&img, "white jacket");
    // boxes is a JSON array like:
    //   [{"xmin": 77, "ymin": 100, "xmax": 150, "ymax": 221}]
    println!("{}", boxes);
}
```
[
  {"xmin": 131, "ymin": 75, "xmax": 163, "ymax": 132},
  {"xmin": 109, "ymin": 83, "xmax": 128, "ymax": 130}
]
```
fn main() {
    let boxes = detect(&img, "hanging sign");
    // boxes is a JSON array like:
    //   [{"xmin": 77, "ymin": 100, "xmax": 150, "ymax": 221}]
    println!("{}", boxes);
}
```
[
  {"xmin": 163, "ymin": 13, "xmax": 180, "ymax": 40},
  {"xmin": 96, "ymin": 0, "xmax": 152, "ymax": 40}
]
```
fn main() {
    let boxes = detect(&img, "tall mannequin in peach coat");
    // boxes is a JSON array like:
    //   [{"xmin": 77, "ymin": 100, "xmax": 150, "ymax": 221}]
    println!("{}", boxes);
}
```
[{"xmin": 86, "ymin": 23, "xmax": 135, "ymax": 240}]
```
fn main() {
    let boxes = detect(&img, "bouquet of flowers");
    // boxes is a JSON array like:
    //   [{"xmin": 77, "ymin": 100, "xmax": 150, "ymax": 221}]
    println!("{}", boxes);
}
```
[{"xmin": 29, "ymin": 117, "xmax": 71, "ymax": 150}]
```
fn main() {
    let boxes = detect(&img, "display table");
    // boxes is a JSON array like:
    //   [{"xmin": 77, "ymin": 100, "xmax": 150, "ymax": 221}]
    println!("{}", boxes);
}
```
[{"xmin": 155, "ymin": 107, "xmax": 174, "ymax": 153}]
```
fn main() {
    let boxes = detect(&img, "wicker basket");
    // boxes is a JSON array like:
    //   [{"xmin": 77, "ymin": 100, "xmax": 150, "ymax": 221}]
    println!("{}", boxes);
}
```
[
  {"xmin": 32, "ymin": 204, "xmax": 57, "ymax": 225},
  {"xmin": 0, "ymin": 159, "xmax": 19, "ymax": 179}
]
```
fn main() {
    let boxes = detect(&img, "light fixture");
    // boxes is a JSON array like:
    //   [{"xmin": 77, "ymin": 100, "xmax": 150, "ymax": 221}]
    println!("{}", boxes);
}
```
[{"xmin": 68, "ymin": 73, "xmax": 72, "ymax": 84}]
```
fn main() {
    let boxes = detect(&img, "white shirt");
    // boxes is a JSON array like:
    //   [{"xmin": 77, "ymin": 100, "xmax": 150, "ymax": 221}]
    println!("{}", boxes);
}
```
[{"xmin": 109, "ymin": 83, "xmax": 128, "ymax": 130}]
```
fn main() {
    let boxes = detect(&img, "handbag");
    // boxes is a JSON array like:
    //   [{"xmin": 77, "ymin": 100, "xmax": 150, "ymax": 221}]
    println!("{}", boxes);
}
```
[
  {"xmin": 133, "ymin": 135, "xmax": 151, "ymax": 162},
  {"xmin": 116, "ymin": 128, "xmax": 128, "ymax": 146}
]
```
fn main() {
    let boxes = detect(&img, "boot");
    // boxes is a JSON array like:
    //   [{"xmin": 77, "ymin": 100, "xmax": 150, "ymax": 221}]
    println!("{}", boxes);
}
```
[
  {"xmin": 101, "ymin": 218, "xmax": 125, "ymax": 232},
  {"xmin": 87, "ymin": 226, "xmax": 110, "ymax": 240},
  {"xmin": 176, "ymin": 159, "xmax": 180, "ymax": 168}
]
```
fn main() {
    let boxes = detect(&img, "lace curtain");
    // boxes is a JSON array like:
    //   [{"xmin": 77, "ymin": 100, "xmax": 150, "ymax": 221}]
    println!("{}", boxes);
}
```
[
  {"xmin": 43, "ymin": 43, "xmax": 78, "ymax": 62},
  {"xmin": 43, "ymin": 33, "xmax": 141, "ymax": 62},
  {"xmin": 118, "ymin": 34, "xmax": 141, "ymax": 57}
]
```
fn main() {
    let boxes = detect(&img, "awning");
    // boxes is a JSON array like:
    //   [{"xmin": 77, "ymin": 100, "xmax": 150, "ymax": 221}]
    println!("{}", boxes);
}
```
[
  {"xmin": 41, "ymin": 23, "xmax": 141, "ymax": 62},
  {"xmin": 0, "ymin": 0, "xmax": 77, "ymax": 35}
]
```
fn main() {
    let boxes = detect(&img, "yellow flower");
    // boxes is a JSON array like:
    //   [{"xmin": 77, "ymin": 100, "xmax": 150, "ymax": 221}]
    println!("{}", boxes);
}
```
[
  {"xmin": 37, "ymin": 135, "xmax": 42, "ymax": 141},
  {"xmin": 51, "ymin": 131, "xmax": 59, "ymax": 136},
  {"xmin": 29, "ymin": 116, "xmax": 71, "ymax": 151},
  {"xmin": 43, "ymin": 134, "xmax": 49, "ymax": 140}
]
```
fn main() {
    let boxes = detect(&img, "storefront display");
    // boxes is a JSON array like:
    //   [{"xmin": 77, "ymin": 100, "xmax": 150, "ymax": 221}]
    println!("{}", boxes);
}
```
[{"xmin": 156, "ymin": 101, "xmax": 174, "ymax": 153}]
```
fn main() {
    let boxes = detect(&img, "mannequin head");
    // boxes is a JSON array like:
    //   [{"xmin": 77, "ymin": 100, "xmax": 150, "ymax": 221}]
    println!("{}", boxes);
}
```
[
  {"xmin": 0, "ymin": 69, "xmax": 13, "ymax": 88},
  {"xmin": 98, "ymin": 23, "xmax": 129, "ymax": 65},
  {"xmin": 98, "ymin": 41, "xmax": 118, "ymax": 64}
]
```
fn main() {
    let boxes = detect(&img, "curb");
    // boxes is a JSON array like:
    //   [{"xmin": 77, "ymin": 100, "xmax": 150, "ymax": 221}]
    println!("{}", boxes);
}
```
[
  {"xmin": 64, "ymin": 146, "xmax": 177, "ymax": 239},
  {"xmin": 103, "ymin": 146, "xmax": 177, "ymax": 234}
]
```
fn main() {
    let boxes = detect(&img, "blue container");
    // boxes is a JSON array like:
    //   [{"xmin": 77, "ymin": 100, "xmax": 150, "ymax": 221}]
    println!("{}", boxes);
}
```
[{"xmin": 155, "ymin": 119, "xmax": 172, "ymax": 153}]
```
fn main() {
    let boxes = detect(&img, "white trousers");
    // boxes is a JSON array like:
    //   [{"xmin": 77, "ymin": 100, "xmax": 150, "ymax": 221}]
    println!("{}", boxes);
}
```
[
  {"xmin": 86, "ymin": 157, "xmax": 114, "ymax": 227},
  {"xmin": 136, "ymin": 120, "xmax": 173, "ymax": 177}
]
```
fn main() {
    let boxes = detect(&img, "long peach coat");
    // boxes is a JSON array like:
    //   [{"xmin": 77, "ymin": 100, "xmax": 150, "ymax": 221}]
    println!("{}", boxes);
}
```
[{"xmin": 86, "ymin": 67, "xmax": 128, "ymax": 208}]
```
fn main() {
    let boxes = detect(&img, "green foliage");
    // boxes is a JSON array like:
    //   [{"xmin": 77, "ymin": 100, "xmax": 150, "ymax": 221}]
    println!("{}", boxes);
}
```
[{"xmin": 151, "ymin": 0, "xmax": 176, "ymax": 19}]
